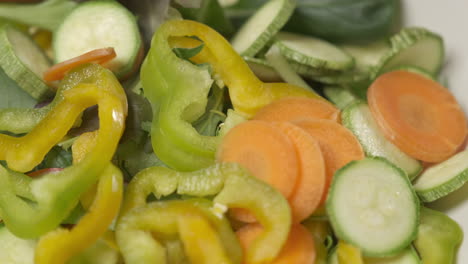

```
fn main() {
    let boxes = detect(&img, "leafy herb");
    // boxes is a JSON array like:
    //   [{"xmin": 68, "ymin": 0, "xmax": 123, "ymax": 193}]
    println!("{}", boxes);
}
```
[
  {"xmin": 35, "ymin": 146, "xmax": 73, "ymax": 170},
  {"xmin": 192, "ymin": 84, "xmax": 226, "ymax": 136},
  {"xmin": 0, "ymin": 67, "xmax": 37, "ymax": 109},
  {"xmin": 224, "ymin": 0, "xmax": 398, "ymax": 43},
  {"xmin": 0, "ymin": 0, "xmax": 77, "ymax": 31},
  {"xmin": 173, "ymin": 44, "xmax": 205, "ymax": 61}
]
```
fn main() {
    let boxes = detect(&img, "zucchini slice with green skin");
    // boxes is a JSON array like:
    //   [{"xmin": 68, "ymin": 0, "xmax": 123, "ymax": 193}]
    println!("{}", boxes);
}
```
[
  {"xmin": 381, "ymin": 65, "xmax": 436, "ymax": 81},
  {"xmin": 374, "ymin": 27, "xmax": 444, "ymax": 77},
  {"xmin": 275, "ymin": 31, "xmax": 355, "ymax": 71},
  {"xmin": 341, "ymin": 101, "xmax": 422, "ymax": 180},
  {"xmin": 340, "ymin": 40, "xmax": 391, "ymax": 71},
  {"xmin": 0, "ymin": 24, "xmax": 52, "ymax": 100},
  {"xmin": 328, "ymin": 246, "xmax": 421, "ymax": 264},
  {"xmin": 326, "ymin": 157, "xmax": 419, "ymax": 257},
  {"xmin": 413, "ymin": 148, "xmax": 468, "ymax": 202},
  {"xmin": 54, "ymin": 1, "xmax": 142, "ymax": 79},
  {"xmin": 323, "ymin": 86, "xmax": 358, "ymax": 110},
  {"xmin": 230, "ymin": 0, "xmax": 295, "ymax": 57}
]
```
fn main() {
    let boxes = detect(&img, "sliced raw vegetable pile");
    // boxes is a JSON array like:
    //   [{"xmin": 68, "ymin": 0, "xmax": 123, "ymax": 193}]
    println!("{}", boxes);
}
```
[{"xmin": 0, "ymin": 0, "xmax": 466, "ymax": 264}]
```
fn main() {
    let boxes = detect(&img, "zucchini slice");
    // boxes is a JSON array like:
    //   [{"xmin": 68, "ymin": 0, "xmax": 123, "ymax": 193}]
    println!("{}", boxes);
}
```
[
  {"xmin": 375, "ymin": 27, "xmax": 444, "ymax": 77},
  {"xmin": 0, "ymin": 24, "xmax": 52, "ymax": 100},
  {"xmin": 230, "ymin": 0, "xmax": 295, "ymax": 57},
  {"xmin": 275, "ymin": 31, "xmax": 355, "ymax": 71},
  {"xmin": 327, "ymin": 157, "xmax": 419, "ymax": 257},
  {"xmin": 54, "ymin": 1, "xmax": 142, "ymax": 79},
  {"xmin": 342, "ymin": 101, "xmax": 422, "ymax": 180},
  {"xmin": 413, "ymin": 148, "xmax": 468, "ymax": 202}
]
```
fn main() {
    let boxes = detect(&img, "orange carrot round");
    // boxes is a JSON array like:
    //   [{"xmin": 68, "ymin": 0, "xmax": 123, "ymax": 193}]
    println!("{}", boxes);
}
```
[
  {"xmin": 43, "ymin": 47, "xmax": 116, "ymax": 82},
  {"xmin": 368, "ymin": 70, "xmax": 468, "ymax": 162},
  {"xmin": 217, "ymin": 120, "xmax": 299, "ymax": 222},
  {"xmin": 237, "ymin": 224, "xmax": 316, "ymax": 264},
  {"xmin": 274, "ymin": 122, "xmax": 326, "ymax": 222},
  {"xmin": 293, "ymin": 118, "xmax": 364, "ymax": 204},
  {"xmin": 253, "ymin": 97, "xmax": 341, "ymax": 123}
]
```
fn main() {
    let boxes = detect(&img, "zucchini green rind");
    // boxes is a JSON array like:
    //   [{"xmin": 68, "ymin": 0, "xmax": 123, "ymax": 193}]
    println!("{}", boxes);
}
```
[
  {"xmin": 374, "ymin": 27, "xmax": 444, "ymax": 77},
  {"xmin": 323, "ymin": 86, "xmax": 358, "ymax": 110},
  {"xmin": 342, "ymin": 101, "xmax": 422, "ymax": 180},
  {"xmin": 326, "ymin": 157, "xmax": 419, "ymax": 257},
  {"xmin": 0, "ymin": 24, "xmax": 52, "ymax": 100},
  {"xmin": 413, "ymin": 149, "xmax": 468, "ymax": 202},
  {"xmin": 230, "ymin": 0, "xmax": 295, "ymax": 57},
  {"xmin": 275, "ymin": 31, "xmax": 355, "ymax": 71}
]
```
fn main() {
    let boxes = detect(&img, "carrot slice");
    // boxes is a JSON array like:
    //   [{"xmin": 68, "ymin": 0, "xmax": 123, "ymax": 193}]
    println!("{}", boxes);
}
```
[
  {"xmin": 293, "ymin": 118, "xmax": 364, "ymax": 204},
  {"xmin": 274, "ymin": 122, "xmax": 326, "ymax": 222},
  {"xmin": 217, "ymin": 120, "xmax": 299, "ymax": 222},
  {"xmin": 253, "ymin": 97, "xmax": 341, "ymax": 123},
  {"xmin": 368, "ymin": 70, "xmax": 468, "ymax": 162},
  {"xmin": 237, "ymin": 224, "xmax": 316, "ymax": 264},
  {"xmin": 43, "ymin": 47, "xmax": 116, "ymax": 82}
]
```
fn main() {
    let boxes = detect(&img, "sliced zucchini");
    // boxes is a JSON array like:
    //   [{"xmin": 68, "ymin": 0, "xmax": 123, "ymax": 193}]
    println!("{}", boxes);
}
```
[
  {"xmin": 340, "ymin": 40, "xmax": 391, "ymax": 70},
  {"xmin": 0, "ymin": 24, "xmax": 52, "ymax": 100},
  {"xmin": 275, "ymin": 31, "xmax": 355, "ymax": 71},
  {"xmin": 342, "ymin": 101, "xmax": 422, "ymax": 180},
  {"xmin": 381, "ymin": 65, "xmax": 436, "ymax": 81},
  {"xmin": 323, "ymin": 86, "xmax": 358, "ymax": 110},
  {"xmin": 329, "ymin": 246, "xmax": 421, "ymax": 264},
  {"xmin": 413, "ymin": 148, "xmax": 468, "ymax": 202},
  {"xmin": 230, "ymin": 0, "xmax": 295, "ymax": 57},
  {"xmin": 54, "ymin": 1, "xmax": 142, "ymax": 78},
  {"xmin": 375, "ymin": 27, "xmax": 444, "ymax": 77},
  {"xmin": 0, "ymin": 225, "xmax": 36, "ymax": 264},
  {"xmin": 264, "ymin": 43, "xmax": 318, "ymax": 93},
  {"xmin": 326, "ymin": 157, "xmax": 419, "ymax": 257}
]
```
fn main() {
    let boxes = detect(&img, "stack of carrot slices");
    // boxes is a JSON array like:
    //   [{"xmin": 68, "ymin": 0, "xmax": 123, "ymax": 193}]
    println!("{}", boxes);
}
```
[
  {"xmin": 217, "ymin": 97, "xmax": 364, "ymax": 223},
  {"xmin": 217, "ymin": 97, "xmax": 364, "ymax": 263}
]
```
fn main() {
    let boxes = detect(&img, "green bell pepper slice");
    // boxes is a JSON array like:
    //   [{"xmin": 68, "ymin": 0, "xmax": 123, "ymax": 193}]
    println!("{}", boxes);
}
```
[
  {"xmin": 121, "ymin": 162, "xmax": 291, "ymax": 264},
  {"xmin": 414, "ymin": 206, "xmax": 463, "ymax": 264},
  {"xmin": 0, "ymin": 64, "xmax": 127, "ymax": 238},
  {"xmin": 116, "ymin": 199, "xmax": 238, "ymax": 264}
]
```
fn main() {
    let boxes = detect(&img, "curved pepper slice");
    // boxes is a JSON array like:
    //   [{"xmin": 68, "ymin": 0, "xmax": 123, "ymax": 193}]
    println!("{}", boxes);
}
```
[
  {"xmin": 34, "ymin": 164, "xmax": 123, "ymax": 264},
  {"xmin": 141, "ymin": 19, "xmax": 321, "ymax": 171},
  {"xmin": 121, "ymin": 162, "xmax": 291, "ymax": 264},
  {"xmin": 0, "ymin": 64, "xmax": 127, "ymax": 238},
  {"xmin": 414, "ymin": 207, "xmax": 463, "ymax": 264},
  {"xmin": 116, "ymin": 199, "xmax": 237, "ymax": 264}
]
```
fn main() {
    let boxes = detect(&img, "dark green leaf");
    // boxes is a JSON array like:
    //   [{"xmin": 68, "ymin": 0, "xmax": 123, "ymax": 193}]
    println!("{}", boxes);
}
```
[
  {"xmin": 177, "ymin": 0, "xmax": 234, "ymax": 37},
  {"xmin": 192, "ymin": 84, "xmax": 226, "ymax": 136},
  {"xmin": 35, "ymin": 146, "xmax": 73, "ymax": 170},
  {"xmin": 0, "ymin": 66, "xmax": 37, "ymax": 109},
  {"xmin": 173, "ymin": 44, "xmax": 205, "ymax": 61},
  {"xmin": 224, "ymin": 0, "xmax": 399, "ymax": 43}
]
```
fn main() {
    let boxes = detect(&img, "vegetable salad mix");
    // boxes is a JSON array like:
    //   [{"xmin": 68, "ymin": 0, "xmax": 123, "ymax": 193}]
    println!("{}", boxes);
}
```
[{"xmin": 0, "ymin": 0, "xmax": 465, "ymax": 263}]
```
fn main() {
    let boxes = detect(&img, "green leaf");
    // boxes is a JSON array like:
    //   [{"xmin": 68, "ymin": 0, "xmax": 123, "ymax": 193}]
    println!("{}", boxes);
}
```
[
  {"xmin": 177, "ymin": 0, "xmax": 234, "ymax": 37},
  {"xmin": 192, "ymin": 84, "xmax": 226, "ymax": 136},
  {"xmin": 0, "ymin": 0, "xmax": 77, "ymax": 31},
  {"xmin": 35, "ymin": 146, "xmax": 73, "ymax": 170},
  {"xmin": 224, "ymin": 0, "xmax": 398, "ymax": 43},
  {"xmin": 173, "ymin": 43, "xmax": 205, "ymax": 61},
  {"xmin": 0, "ymin": 66, "xmax": 37, "ymax": 109}
]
